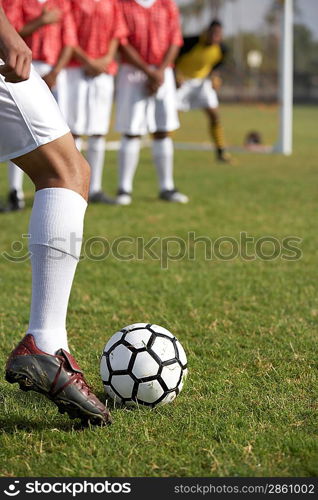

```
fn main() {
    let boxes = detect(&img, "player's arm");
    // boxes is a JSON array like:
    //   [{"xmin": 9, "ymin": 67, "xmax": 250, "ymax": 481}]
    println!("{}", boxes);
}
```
[
  {"xmin": 159, "ymin": 44, "xmax": 180, "ymax": 72},
  {"xmin": 120, "ymin": 42, "xmax": 162, "ymax": 93},
  {"xmin": 0, "ymin": 6, "xmax": 32, "ymax": 82},
  {"xmin": 42, "ymin": 3, "xmax": 76, "ymax": 89},
  {"xmin": 120, "ymin": 43, "xmax": 153, "ymax": 76},
  {"xmin": 147, "ymin": 0, "xmax": 183, "ymax": 93},
  {"xmin": 148, "ymin": 44, "xmax": 180, "ymax": 92},
  {"xmin": 80, "ymin": 38, "xmax": 120, "ymax": 77},
  {"xmin": 210, "ymin": 70, "xmax": 222, "ymax": 92},
  {"xmin": 19, "ymin": 6, "xmax": 61, "ymax": 38},
  {"xmin": 210, "ymin": 43, "xmax": 227, "ymax": 91}
]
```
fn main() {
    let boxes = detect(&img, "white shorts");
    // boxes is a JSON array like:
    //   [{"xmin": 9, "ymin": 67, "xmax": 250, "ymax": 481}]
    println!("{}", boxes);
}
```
[
  {"xmin": 58, "ymin": 67, "xmax": 114, "ymax": 136},
  {"xmin": 177, "ymin": 78, "xmax": 219, "ymax": 111},
  {"xmin": 32, "ymin": 60, "xmax": 60, "ymax": 101},
  {"xmin": 116, "ymin": 64, "xmax": 179, "ymax": 135},
  {"xmin": 0, "ymin": 64, "xmax": 70, "ymax": 162},
  {"xmin": 32, "ymin": 60, "xmax": 53, "ymax": 77}
]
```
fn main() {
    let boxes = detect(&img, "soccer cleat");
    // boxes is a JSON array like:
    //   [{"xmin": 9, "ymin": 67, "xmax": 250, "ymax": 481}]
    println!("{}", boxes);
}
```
[
  {"xmin": 7, "ymin": 189, "xmax": 25, "ymax": 211},
  {"xmin": 5, "ymin": 334, "xmax": 112, "ymax": 426},
  {"xmin": 116, "ymin": 189, "xmax": 132, "ymax": 206},
  {"xmin": 159, "ymin": 189, "xmax": 189, "ymax": 204},
  {"xmin": 89, "ymin": 191, "xmax": 116, "ymax": 205},
  {"xmin": 216, "ymin": 148, "xmax": 232, "ymax": 164}
]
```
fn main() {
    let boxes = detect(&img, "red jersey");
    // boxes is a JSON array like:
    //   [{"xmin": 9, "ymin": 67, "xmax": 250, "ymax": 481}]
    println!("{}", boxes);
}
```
[
  {"xmin": 119, "ymin": 0, "xmax": 183, "ymax": 66},
  {"xmin": 2, "ymin": 0, "xmax": 77, "ymax": 66},
  {"xmin": 69, "ymin": 0, "xmax": 127, "ymax": 75}
]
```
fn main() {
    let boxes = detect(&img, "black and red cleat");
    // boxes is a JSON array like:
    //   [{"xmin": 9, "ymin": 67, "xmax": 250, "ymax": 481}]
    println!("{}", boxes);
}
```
[{"xmin": 5, "ymin": 334, "xmax": 112, "ymax": 427}]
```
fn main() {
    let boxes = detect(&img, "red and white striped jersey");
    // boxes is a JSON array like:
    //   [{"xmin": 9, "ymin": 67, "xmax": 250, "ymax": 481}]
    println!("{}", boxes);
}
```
[
  {"xmin": 2, "ymin": 0, "xmax": 77, "ymax": 65},
  {"xmin": 69, "ymin": 0, "xmax": 127, "ymax": 74},
  {"xmin": 118, "ymin": 0, "xmax": 183, "ymax": 66}
]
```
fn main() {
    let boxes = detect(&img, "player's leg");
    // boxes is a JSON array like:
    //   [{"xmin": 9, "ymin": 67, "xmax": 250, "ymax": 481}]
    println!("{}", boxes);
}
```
[
  {"xmin": 152, "ymin": 131, "xmax": 174, "ymax": 192},
  {"xmin": 115, "ymin": 65, "xmax": 147, "ymax": 205},
  {"xmin": 86, "ymin": 73, "xmax": 115, "ymax": 204},
  {"xmin": 57, "ymin": 68, "xmax": 86, "ymax": 160},
  {"xmin": 5, "ymin": 61, "xmax": 55, "ymax": 212},
  {"xmin": 204, "ymin": 106, "xmax": 227, "ymax": 161},
  {"xmin": 152, "ymin": 68, "xmax": 188, "ymax": 203},
  {"xmin": 2, "ymin": 69, "xmax": 111, "ymax": 425},
  {"xmin": 206, "ymin": 106, "xmax": 231, "ymax": 163},
  {"xmin": 9, "ymin": 132, "xmax": 88, "ymax": 354},
  {"xmin": 7, "ymin": 162, "xmax": 25, "ymax": 210},
  {"xmin": 87, "ymin": 134, "xmax": 106, "ymax": 201},
  {"xmin": 73, "ymin": 134, "xmax": 83, "ymax": 152},
  {"xmin": 117, "ymin": 133, "xmax": 142, "ymax": 205},
  {"xmin": 7, "ymin": 137, "xmax": 111, "ymax": 425},
  {"xmin": 198, "ymin": 78, "xmax": 230, "ymax": 163},
  {"xmin": 12, "ymin": 134, "xmax": 88, "ymax": 354}
]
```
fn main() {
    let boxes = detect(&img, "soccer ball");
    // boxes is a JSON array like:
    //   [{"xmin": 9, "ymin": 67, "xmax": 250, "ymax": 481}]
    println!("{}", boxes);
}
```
[{"xmin": 100, "ymin": 323, "xmax": 188, "ymax": 407}]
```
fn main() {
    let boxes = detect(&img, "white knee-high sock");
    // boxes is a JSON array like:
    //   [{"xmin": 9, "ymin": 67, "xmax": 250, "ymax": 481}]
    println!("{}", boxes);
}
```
[
  {"xmin": 8, "ymin": 161, "xmax": 24, "ymax": 198},
  {"xmin": 152, "ymin": 137, "xmax": 175, "ymax": 191},
  {"xmin": 118, "ymin": 137, "xmax": 141, "ymax": 193},
  {"xmin": 87, "ymin": 136, "xmax": 106, "ymax": 195},
  {"xmin": 27, "ymin": 188, "xmax": 87, "ymax": 355},
  {"xmin": 74, "ymin": 136, "xmax": 82, "ymax": 152}
]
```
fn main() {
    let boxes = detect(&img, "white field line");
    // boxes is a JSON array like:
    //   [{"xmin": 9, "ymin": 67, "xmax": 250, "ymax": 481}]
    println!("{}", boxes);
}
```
[{"xmin": 82, "ymin": 139, "xmax": 274, "ymax": 154}]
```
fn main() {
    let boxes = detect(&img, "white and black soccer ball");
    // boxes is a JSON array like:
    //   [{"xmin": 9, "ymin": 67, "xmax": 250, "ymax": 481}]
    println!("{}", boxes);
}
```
[{"xmin": 100, "ymin": 323, "xmax": 188, "ymax": 407}]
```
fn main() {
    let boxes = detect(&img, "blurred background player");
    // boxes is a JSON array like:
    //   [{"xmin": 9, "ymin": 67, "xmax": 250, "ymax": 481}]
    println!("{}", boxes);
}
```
[
  {"xmin": 115, "ymin": 0, "xmax": 188, "ymax": 205},
  {"xmin": 58, "ymin": 0, "xmax": 127, "ymax": 204},
  {"xmin": 176, "ymin": 20, "xmax": 231, "ymax": 163},
  {"xmin": 0, "ymin": 4, "xmax": 111, "ymax": 424},
  {"xmin": 2, "ymin": 0, "xmax": 77, "ymax": 211}
]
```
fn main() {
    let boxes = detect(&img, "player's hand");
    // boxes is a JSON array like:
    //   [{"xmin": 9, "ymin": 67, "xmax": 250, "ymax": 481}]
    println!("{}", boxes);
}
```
[
  {"xmin": 146, "ymin": 67, "xmax": 164, "ymax": 95},
  {"xmin": 42, "ymin": 69, "xmax": 58, "ymax": 89},
  {"xmin": 83, "ymin": 57, "xmax": 108, "ymax": 77},
  {"xmin": 39, "ymin": 6, "xmax": 61, "ymax": 26},
  {"xmin": 0, "ymin": 24, "xmax": 32, "ymax": 82},
  {"xmin": 211, "ymin": 75, "xmax": 222, "ymax": 91}
]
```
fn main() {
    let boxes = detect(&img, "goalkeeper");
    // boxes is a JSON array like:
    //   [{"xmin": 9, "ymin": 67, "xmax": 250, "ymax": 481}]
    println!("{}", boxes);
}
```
[{"xmin": 176, "ymin": 20, "xmax": 231, "ymax": 163}]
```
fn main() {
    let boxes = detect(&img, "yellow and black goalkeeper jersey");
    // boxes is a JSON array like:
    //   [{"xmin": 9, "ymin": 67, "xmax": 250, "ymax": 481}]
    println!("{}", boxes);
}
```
[{"xmin": 176, "ymin": 36, "xmax": 227, "ymax": 79}]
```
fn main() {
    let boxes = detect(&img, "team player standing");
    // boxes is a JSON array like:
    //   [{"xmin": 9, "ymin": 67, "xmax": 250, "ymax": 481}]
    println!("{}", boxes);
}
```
[
  {"xmin": 176, "ymin": 20, "xmax": 230, "ymax": 163},
  {"xmin": 59, "ymin": 0, "xmax": 127, "ymax": 204},
  {"xmin": 115, "ymin": 0, "xmax": 188, "ymax": 205}
]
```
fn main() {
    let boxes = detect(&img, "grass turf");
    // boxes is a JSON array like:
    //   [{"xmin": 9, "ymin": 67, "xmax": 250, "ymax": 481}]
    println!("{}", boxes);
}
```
[{"xmin": 0, "ymin": 104, "xmax": 317, "ymax": 477}]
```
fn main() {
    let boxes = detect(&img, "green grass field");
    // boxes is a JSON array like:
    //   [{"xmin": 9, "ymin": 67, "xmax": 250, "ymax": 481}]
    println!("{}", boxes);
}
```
[{"xmin": 0, "ymin": 105, "xmax": 317, "ymax": 477}]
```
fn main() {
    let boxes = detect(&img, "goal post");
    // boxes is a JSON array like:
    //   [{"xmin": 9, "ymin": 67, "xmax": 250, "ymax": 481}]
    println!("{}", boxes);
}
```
[{"xmin": 277, "ymin": 0, "xmax": 294, "ymax": 155}]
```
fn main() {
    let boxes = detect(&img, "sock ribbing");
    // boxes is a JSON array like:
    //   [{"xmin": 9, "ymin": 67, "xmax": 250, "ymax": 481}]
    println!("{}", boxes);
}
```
[{"xmin": 27, "ymin": 188, "xmax": 87, "ymax": 354}]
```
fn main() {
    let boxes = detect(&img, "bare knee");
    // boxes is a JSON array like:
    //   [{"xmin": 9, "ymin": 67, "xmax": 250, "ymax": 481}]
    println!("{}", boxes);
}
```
[
  {"xmin": 153, "ymin": 131, "xmax": 169, "ymax": 140},
  {"xmin": 124, "ymin": 134, "xmax": 142, "ymax": 140},
  {"xmin": 13, "ymin": 133, "xmax": 90, "ymax": 200}
]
